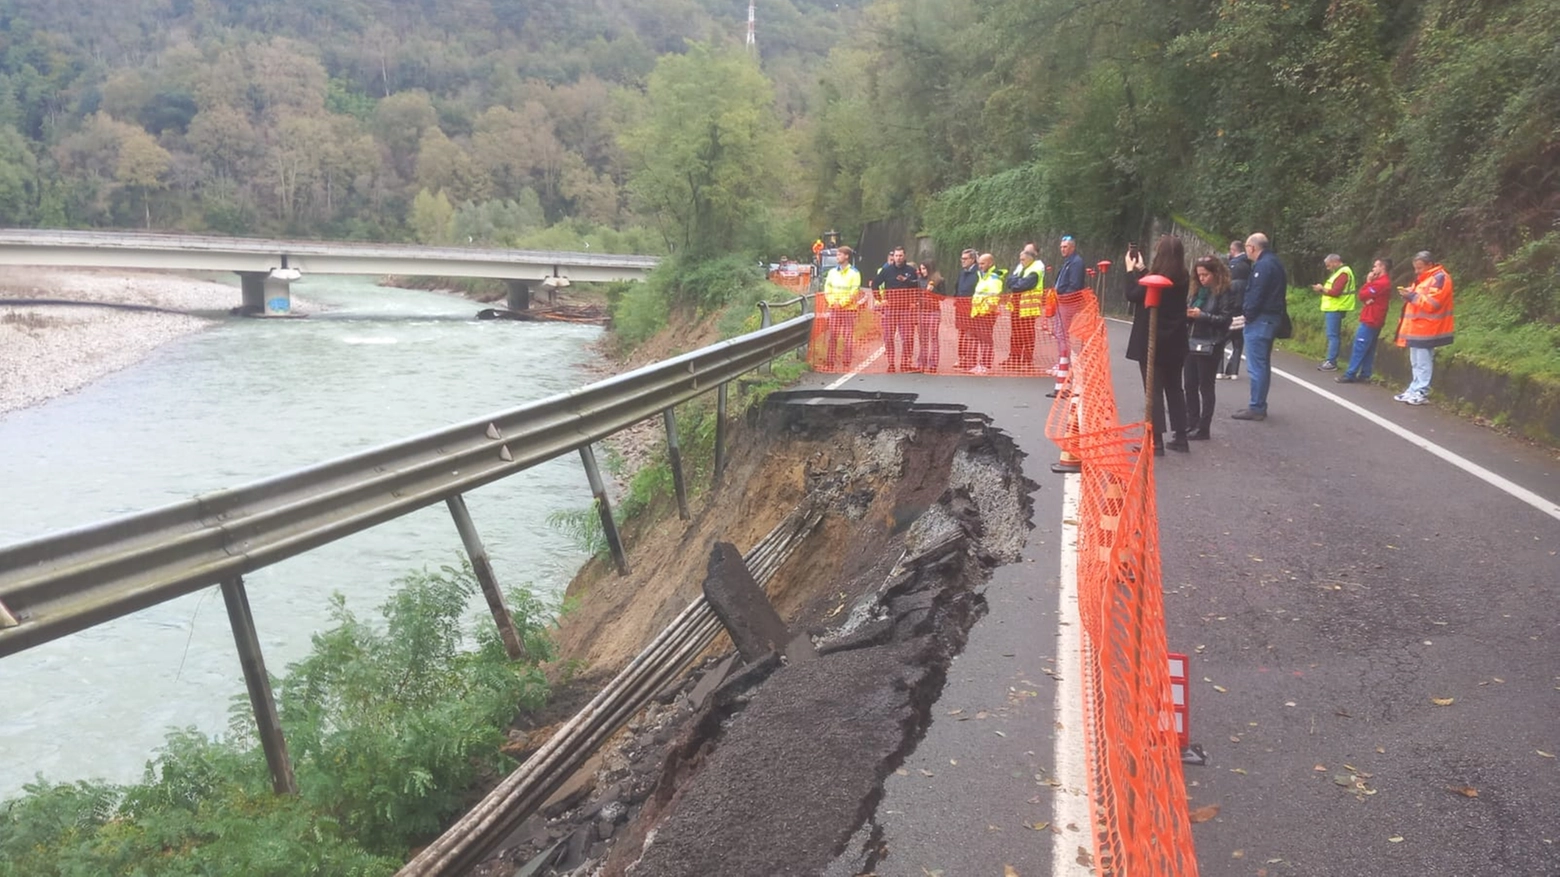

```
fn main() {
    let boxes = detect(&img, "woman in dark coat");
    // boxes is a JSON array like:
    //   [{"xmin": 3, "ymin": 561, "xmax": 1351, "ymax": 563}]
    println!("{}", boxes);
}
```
[
  {"xmin": 1184, "ymin": 255, "xmax": 1240, "ymax": 439},
  {"xmin": 1125, "ymin": 234, "xmax": 1191, "ymax": 455}
]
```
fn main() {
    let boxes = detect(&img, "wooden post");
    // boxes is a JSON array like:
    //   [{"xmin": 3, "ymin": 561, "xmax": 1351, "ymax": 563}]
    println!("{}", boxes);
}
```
[
  {"xmin": 446, "ymin": 494, "xmax": 526, "ymax": 660},
  {"xmin": 220, "ymin": 576, "xmax": 297, "ymax": 795}
]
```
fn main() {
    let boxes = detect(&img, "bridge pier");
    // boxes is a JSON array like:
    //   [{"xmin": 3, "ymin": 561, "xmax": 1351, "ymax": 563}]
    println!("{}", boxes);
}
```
[
  {"xmin": 505, "ymin": 279, "xmax": 531, "ymax": 311},
  {"xmin": 236, "ymin": 271, "xmax": 294, "ymax": 316}
]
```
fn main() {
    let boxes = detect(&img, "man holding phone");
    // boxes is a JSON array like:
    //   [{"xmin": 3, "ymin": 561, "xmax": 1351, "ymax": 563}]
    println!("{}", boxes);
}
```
[{"xmin": 1393, "ymin": 251, "xmax": 1455, "ymax": 405}]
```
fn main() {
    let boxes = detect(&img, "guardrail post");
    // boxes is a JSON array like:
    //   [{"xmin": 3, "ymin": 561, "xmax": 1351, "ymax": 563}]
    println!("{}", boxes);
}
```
[
  {"xmin": 758, "ymin": 302, "xmax": 776, "ymax": 376},
  {"xmin": 799, "ymin": 293, "xmax": 814, "ymax": 359},
  {"xmin": 445, "ymin": 494, "xmax": 526, "ymax": 660},
  {"xmin": 713, "ymin": 382, "xmax": 729, "ymax": 485},
  {"xmin": 663, "ymin": 408, "xmax": 691, "ymax": 521},
  {"xmin": 220, "ymin": 576, "xmax": 297, "ymax": 795},
  {"xmin": 579, "ymin": 444, "xmax": 631, "ymax": 576}
]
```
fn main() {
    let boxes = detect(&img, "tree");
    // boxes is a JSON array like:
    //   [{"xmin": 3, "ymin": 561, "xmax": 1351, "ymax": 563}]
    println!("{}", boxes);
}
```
[
  {"xmin": 115, "ymin": 128, "xmax": 173, "ymax": 228},
  {"xmin": 408, "ymin": 187, "xmax": 455, "ymax": 244},
  {"xmin": 620, "ymin": 43, "xmax": 789, "ymax": 257}
]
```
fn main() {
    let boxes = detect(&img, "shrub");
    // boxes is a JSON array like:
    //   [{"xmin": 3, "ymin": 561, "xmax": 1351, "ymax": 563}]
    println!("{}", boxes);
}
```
[{"xmin": 0, "ymin": 566, "xmax": 557, "ymax": 875}]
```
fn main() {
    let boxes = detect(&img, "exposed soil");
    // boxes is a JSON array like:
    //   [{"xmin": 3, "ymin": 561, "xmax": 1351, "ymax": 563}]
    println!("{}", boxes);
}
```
[{"xmin": 471, "ymin": 391, "xmax": 1035, "ymax": 876}]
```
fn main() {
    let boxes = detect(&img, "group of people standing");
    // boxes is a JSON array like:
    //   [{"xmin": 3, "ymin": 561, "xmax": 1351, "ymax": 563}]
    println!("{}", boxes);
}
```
[
  {"xmin": 815, "ymin": 238, "xmax": 1089, "ymax": 395},
  {"xmin": 1126, "ymin": 232, "xmax": 1457, "ymax": 455}
]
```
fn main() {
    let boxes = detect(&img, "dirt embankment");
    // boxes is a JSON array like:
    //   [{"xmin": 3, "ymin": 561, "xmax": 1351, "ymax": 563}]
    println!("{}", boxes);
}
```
[{"xmin": 484, "ymin": 391, "xmax": 1034, "ymax": 876}]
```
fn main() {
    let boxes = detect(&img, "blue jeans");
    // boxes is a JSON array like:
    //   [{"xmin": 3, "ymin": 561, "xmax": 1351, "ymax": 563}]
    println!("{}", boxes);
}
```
[
  {"xmin": 1243, "ymin": 313, "xmax": 1280, "ymax": 411},
  {"xmin": 1407, "ymin": 346, "xmax": 1435, "ymax": 396},
  {"xmin": 1343, "ymin": 323, "xmax": 1381, "ymax": 379},
  {"xmin": 1323, "ymin": 310, "xmax": 1345, "ymax": 364}
]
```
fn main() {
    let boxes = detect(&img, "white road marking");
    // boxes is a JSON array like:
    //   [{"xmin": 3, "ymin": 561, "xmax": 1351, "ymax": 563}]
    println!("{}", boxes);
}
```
[
  {"xmin": 820, "ymin": 347, "xmax": 884, "ymax": 392},
  {"xmin": 1053, "ymin": 472, "xmax": 1094, "ymax": 877},
  {"xmin": 1272, "ymin": 366, "xmax": 1560, "ymax": 522},
  {"xmin": 1103, "ymin": 316, "xmax": 1560, "ymax": 522}
]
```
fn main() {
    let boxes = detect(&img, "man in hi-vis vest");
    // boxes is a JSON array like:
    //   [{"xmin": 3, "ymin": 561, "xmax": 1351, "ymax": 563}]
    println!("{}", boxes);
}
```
[
  {"xmin": 969, "ymin": 253, "xmax": 1005, "ymax": 374},
  {"xmin": 1393, "ymin": 251, "xmax": 1454, "ymax": 406},
  {"xmin": 1311, "ymin": 253, "xmax": 1356, "ymax": 371},
  {"xmin": 818, "ymin": 245, "xmax": 864, "ymax": 370},
  {"xmin": 1003, "ymin": 243, "xmax": 1045, "ymax": 369}
]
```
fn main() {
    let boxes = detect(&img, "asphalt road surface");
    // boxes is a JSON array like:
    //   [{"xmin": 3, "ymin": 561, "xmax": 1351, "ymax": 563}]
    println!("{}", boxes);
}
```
[{"xmin": 803, "ymin": 320, "xmax": 1560, "ymax": 877}]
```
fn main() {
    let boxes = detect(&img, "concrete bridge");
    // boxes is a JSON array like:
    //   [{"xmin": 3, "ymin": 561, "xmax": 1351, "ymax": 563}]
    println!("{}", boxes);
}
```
[{"xmin": 0, "ymin": 229, "xmax": 658, "ymax": 315}]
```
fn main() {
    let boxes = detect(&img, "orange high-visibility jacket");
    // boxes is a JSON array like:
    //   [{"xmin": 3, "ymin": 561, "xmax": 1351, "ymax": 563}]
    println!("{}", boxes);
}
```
[{"xmin": 1395, "ymin": 264, "xmax": 1454, "ymax": 349}]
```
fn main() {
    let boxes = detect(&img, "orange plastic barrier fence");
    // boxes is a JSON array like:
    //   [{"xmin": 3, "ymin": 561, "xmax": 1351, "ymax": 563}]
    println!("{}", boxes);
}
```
[
  {"xmin": 767, "ymin": 269, "xmax": 813, "ymax": 294},
  {"xmin": 1046, "ymin": 293, "xmax": 1200, "ymax": 876},
  {"xmin": 806, "ymin": 290, "xmax": 1065, "ymax": 377}
]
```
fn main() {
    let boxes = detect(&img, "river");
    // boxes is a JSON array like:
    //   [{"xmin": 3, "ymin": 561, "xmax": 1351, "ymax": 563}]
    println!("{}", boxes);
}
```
[{"xmin": 0, "ymin": 277, "xmax": 603, "ymax": 798}]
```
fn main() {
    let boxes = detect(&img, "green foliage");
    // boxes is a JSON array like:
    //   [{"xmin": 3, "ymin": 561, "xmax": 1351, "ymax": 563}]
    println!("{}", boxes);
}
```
[
  {"xmin": 621, "ymin": 43, "xmax": 792, "ymax": 258},
  {"xmin": 1488, "ymin": 232, "xmax": 1560, "ymax": 324},
  {"xmin": 547, "ymin": 504, "xmax": 608, "ymax": 558},
  {"xmin": 409, "ymin": 188, "xmax": 455, "ymax": 245},
  {"xmin": 0, "ymin": 567, "xmax": 558, "ymax": 875}
]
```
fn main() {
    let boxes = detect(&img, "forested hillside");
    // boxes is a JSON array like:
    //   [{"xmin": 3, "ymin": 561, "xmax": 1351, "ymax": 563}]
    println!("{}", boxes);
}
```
[
  {"xmin": 811, "ymin": 0, "xmax": 1557, "ymax": 310},
  {"xmin": 0, "ymin": 0, "xmax": 855, "ymax": 249},
  {"xmin": 0, "ymin": 0, "xmax": 1555, "ymax": 310}
]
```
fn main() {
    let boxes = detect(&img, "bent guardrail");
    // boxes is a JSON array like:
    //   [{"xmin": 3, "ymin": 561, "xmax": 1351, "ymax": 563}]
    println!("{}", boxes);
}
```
[{"xmin": 0, "ymin": 314, "xmax": 812, "ymax": 794}]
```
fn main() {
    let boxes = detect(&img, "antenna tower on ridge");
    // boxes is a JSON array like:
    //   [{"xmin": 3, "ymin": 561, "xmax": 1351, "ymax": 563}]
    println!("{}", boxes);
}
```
[{"xmin": 746, "ymin": 0, "xmax": 757, "ymax": 53}]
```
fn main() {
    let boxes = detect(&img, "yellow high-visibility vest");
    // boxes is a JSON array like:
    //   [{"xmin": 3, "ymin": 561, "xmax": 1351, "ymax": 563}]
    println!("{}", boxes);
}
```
[
  {"xmin": 1320, "ymin": 265, "xmax": 1357, "ymax": 312},
  {"xmin": 1013, "ymin": 260, "xmax": 1047, "ymax": 317},
  {"xmin": 971, "ymin": 268, "xmax": 1005, "ymax": 317},
  {"xmin": 824, "ymin": 265, "xmax": 862, "ymax": 310}
]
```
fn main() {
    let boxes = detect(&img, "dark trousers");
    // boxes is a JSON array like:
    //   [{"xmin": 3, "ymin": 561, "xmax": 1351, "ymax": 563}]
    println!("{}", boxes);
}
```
[
  {"xmin": 1139, "ymin": 356, "xmax": 1189, "ymax": 443},
  {"xmin": 1183, "ymin": 349, "xmax": 1221, "ymax": 432},
  {"xmin": 971, "ymin": 314, "xmax": 997, "ymax": 368},
  {"xmin": 1222, "ymin": 329, "xmax": 1244, "ymax": 376},
  {"xmin": 883, "ymin": 306, "xmax": 915, "ymax": 369},
  {"xmin": 1007, "ymin": 312, "xmax": 1037, "ymax": 366}
]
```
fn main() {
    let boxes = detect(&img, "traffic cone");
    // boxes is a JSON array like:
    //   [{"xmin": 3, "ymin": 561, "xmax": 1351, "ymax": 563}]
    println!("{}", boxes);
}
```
[{"xmin": 1050, "ymin": 387, "xmax": 1083, "ymax": 474}]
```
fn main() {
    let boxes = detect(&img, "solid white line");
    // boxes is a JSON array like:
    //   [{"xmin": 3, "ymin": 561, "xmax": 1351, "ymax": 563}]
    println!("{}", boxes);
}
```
[
  {"xmin": 820, "ymin": 347, "xmax": 884, "ymax": 392},
  {"xmin": 1272, "ymin": 366, "xmax": 1560, "ymax": 522},
  {"xmin": 1104, "ymin": 315, "xmax": 1560, "ymax": 522},
  {"xmin": 1053, "ymin": 472, "xmax": 1094, "ymax": 876}
]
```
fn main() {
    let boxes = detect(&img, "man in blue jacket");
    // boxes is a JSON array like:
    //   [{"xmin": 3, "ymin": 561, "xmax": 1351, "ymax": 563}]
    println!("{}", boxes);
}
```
[{"xmin": 1231, "ymin": 232, "xmax": 1287, "ymax": 421}]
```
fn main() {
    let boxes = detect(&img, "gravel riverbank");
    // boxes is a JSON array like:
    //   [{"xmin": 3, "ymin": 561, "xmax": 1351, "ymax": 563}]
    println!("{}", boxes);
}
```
[{"xmin": 0, "ymin": 268, "xmax": 293, "ymax": 416}]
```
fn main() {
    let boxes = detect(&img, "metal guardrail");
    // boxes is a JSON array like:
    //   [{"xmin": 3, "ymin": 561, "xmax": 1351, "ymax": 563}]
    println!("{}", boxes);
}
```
[
  {"xmin": 0, "ymin": 312, "xmax": 812, "ymax": 795},
  {"xmin": 0, "ymin": 314, "xmax": 811, "ymax": 658}
]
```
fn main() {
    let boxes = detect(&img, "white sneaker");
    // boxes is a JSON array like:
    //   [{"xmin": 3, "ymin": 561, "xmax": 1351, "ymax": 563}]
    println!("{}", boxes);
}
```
[
  {"xmin": 1405, "ymin": 394, "xmax": 1429, "ymax": 406},
  {"xmin": 1393, "ymin": 391, "xmax": 1412, "ymax": 402}
]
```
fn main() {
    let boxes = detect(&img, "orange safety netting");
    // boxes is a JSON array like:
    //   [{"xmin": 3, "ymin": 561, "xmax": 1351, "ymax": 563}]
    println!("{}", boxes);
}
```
[
  {"xmin": 806, "ymin": 290, "xmax": 1067, "ymax": 377},
  {"xmin": 767, "ymin": 269, "xmax": 814, "ymax": 295},
  {"xmin": 1046, "ymin": 292, "xmax": 1200, "ymax": 877}
]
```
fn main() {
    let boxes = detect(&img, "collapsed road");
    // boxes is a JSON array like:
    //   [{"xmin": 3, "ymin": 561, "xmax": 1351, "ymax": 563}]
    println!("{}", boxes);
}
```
[{"xmin": 466, "ymin": 391, "xmax": 1037, "ymax": 876}]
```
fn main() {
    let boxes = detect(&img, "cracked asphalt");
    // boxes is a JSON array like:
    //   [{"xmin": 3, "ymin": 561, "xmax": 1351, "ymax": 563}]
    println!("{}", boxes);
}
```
[{"xmin": 804, "ymin": 318, "xmax": 1560, "ymax": 876}]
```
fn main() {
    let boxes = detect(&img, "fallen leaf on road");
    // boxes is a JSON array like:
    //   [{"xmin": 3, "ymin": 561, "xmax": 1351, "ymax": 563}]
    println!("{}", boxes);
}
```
[
  {"xmin": 1447, "ymin": 785, "xmax": 1479, "ymax": 798},
  {"xmin": 995, "ymin": 730, "xmax": 1007, "ymax": 737},
  {"xmin": 919, "ymin": 769, "xmax": 935, "ymax": 777},
  {"xmin": 1076, "ymin": 847, "xmax": 1093, "ymax": 867},
  {"xmin": 947, "ymin": 709, "xmax": 964, "ymax": 716},
  {"xmin": 1388, "ymin": 836, "xmax": 1404, "ymax": 843},
  {"xmin": 1005, "ymin": 867, "xmax": 1020, "ymax": 877},
  {"xmin": 895, "ymin": 768, "xmax": 908, "ymax": 776},
  {"xmin": 1213, "ymin": 685, "xmax": 1228, "ymax": 693},
  {"xmin": 949, "ymin": 759, "xmax": 958, "ymax": 766},
  {"xmin": 1538, "ymin": 750, "xmax": 1556, "ymax": 759},
  {"xmin": 1188, "ymin": 804, "xmax": 1221, "ymax": 823},
  {"xmin": 1431, "ymin": 697, "xmax": 1455, "ymax": 706},
  {"xmin": 1314, "ymin": 764, "xmax": 1327, "ymax": 772},
  {"xmin": 1230, "ymin": 768, "xmax": 1248, "ymax": 775},
  {"xmin": 1027, "ymin": 822, "xmax": 1049, "ymax": 831}
]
